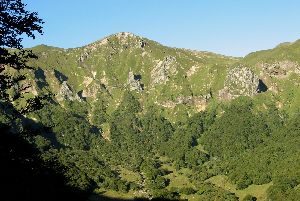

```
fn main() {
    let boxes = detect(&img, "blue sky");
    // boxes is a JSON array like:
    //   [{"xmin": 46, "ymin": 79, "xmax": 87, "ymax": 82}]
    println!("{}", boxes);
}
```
[{"xmin": 23, "ymin": 0, "xmax": 300, "ymax": 57}]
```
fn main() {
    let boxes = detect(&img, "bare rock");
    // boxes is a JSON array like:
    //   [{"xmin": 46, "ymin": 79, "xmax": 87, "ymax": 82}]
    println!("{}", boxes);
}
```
[
  {"xmin": 219, "ymin": 66, "xmax": 267, "ymax": 100},
  {"xmin": 260, "ymin": 60, "xmax": 300, "ymax": 77},
  {"xmin": 127, "ymin": 71, "xmax": 143, "ymax": 92},
  {"xmin": 56, "ymin": 81, "xmax": 82, "ymax": 102},
  {"xmin": 138, "ymin": 39, "xmax": 147, "ymax": 48},
  {"xmin": 151, "ymin": 56, "xmax": 177, "ymax": 85},
  {"xmin": 82, "ymin": 83, "xmax": 101, "ymax": 99},
  {"xmin": 158, "ymin": 95, "xmax": 211, "ymax": 111}
]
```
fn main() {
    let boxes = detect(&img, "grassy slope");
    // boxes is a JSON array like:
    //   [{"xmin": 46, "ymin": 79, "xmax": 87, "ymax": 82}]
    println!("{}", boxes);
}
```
[
  {"xmin": 238, "ymin": 39, "xmax": 300, "ymax": 116},
  {"xmin": 27, "ymin": 32, "xmax": 238, "ymax": 122},
  {"xmin": 207, "ymin": 175, "xmax": 272, "ymax": 201}
]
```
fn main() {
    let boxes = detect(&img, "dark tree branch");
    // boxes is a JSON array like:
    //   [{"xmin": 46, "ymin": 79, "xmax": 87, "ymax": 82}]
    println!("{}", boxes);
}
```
[{"xmin": 0, "ymin": 0, "xmax": 44, "ymax": 114}]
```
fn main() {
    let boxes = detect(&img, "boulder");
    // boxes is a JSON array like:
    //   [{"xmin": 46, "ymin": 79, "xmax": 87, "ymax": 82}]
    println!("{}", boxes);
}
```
[
  {"xmin": 56, "ymin": 81, "xmax": 82, "ymax": 102},
  {"xmin": 219, "ymin": 66, "xmax": 267, "ymax": 99},
  {"xmin": 127, "ymin": 71, "xmax": 143, "ymax": 92},
  {"xmin": 151, "ymin": 56, "xmax": 177, "ymax": 85}
]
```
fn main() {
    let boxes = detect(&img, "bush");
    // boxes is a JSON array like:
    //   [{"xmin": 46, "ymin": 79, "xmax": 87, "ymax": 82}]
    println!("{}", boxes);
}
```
[{"xmin": 243, "ymin": 194, "xmax": 257, "ymax": 201}]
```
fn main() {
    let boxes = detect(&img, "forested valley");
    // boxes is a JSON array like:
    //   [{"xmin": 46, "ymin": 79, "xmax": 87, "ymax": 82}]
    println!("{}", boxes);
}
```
[{"xmin": 2, "ymin": 91, "xmax": 300, "ymax": 201}]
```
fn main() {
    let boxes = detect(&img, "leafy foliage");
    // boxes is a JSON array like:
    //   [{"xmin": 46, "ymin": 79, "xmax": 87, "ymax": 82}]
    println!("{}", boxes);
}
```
[{"xmin": 0, "ymin": 0, "xmax": 44, "ymax": 113}]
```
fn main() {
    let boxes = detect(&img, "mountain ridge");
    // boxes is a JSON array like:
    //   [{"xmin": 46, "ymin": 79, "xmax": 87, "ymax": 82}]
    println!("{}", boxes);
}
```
[
  {"xmin": 29, "ymin": 32, "xmax": 300, "ymax": 59},
  {"xmin": 16, "ymin": 32, "xmax": 300, "ymax": 122}
]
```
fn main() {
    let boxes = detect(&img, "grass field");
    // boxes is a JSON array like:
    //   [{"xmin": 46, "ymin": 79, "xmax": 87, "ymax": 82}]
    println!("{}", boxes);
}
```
[
  {"xmin": 207, "ymin": 175, "xmax": 273, "ymax": 201},
  {"xmin": 88, "ymin": 165, "xmax": 273, "ymax": 201},
  {"xmin": 159, "ymin": 158, "xmax": 194, "ymax": 190},
  {"xmin": 119, "ymin": 167, "xmax": 142, "ymax": 183},
  {"xmin": 88, "ymin": 189, "xmax": 137, "ymax": 201}
]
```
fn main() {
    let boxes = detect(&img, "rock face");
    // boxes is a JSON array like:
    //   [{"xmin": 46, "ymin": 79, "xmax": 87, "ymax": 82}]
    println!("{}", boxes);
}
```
[
  {"xmin": 56, "ymin": 81, "xmax": 82, "ymax": 102},
  {"xmin": 127, "ymin": 71, "xmax": 143, "ymax": 92},
  {"xmin": 219, "ymin": 66, "xmax": 266, "ymax": 99},
  {"xmin": 138, "ymin": 39, "xmax": 146, "ymax": 48},
  {"xmin": 151, "ymin": 56, "xmax": 177, "ymax": 85}
]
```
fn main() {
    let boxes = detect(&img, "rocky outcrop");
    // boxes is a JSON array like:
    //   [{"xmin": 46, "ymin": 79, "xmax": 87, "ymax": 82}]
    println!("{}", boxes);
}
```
[
  {"xmin": 78, "ymin": 51, "xmax": 90, "ymax": 63},
  {"xmin": 115, "ymin": 32, "xmax": 134, "ymax": 44},
  {"xmin": 138, "ymin": 39, "xmax": 147, "ymax": 48},
  {"xmin": 259, "ymin": 60, "xmax": 300, "ymax": 77},
  {"xmin": 219, "ymin": 66, "xmax": 266, "ymax": 100},
  {"xmin": 82, "ymin": 76, "xmax": 93, "ymax": 87},
  {"xmin": 127, "ymin": 71, "xmax": 143, "ymax": 92},
  {"xmin": 115, "ymin": 32, "xmax": 146, "ymax": 48},
  {"xmin": 82, "ymin": 83, "xmax": 101, "ymax": 99},
  {"xmin": 56, "ymin": 81, "xmax": 82, "ymax": 102},
  {"xmin": 78, "ymin": 32, "xmax": 145, "ymax": 63},
  {"xmin": 158, "ymin": 94, "xmax": 211, "ymax": 111},
  {"xmin": 151, "ymin": 56, "xmax": 178, "ymax": 85},
  {"xmin": 18, "ymin": 81, "xmax": 38, "ymax": 96}
]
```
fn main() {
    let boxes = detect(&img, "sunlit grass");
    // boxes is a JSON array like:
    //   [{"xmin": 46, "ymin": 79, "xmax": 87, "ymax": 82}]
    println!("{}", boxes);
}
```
[{"xmin": 207, "ymin": 175, "xmax": 273, "ymax": 201}]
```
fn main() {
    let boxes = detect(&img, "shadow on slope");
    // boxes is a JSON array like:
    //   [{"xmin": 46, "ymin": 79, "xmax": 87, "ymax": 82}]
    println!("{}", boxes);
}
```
[{"xmin": 0, "ymin": 124, "xmax": 185, "ymax": 201}]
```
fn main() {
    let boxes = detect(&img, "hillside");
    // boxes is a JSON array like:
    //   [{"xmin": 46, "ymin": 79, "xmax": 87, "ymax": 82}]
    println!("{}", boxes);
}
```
[
  {"xmin": 1, "ymin": 33, "xmax": 300, "ymax": 201},
  {"xmin": 25, "ymin": 32, "xmax": 261, "ymax": 121}
]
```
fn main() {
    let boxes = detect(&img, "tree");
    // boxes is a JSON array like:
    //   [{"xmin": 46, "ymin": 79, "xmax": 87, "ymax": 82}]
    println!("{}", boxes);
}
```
[
  {"xmin": 0, "ymin": 0, "xmax": 44, "ymax": 114},
  {"xmin": 92, "ymin": 97, "xmax": 108, "ymax": 126}
]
